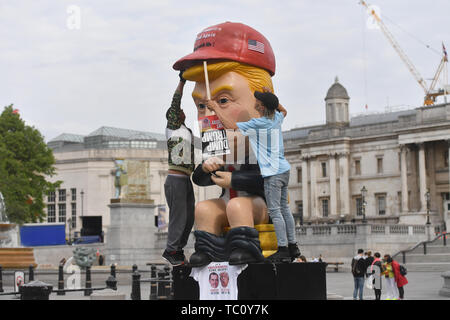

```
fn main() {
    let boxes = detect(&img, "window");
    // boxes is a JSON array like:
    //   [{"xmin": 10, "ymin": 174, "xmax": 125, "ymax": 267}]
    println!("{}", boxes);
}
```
[
  {"xmin": 71, "ymin": 188, "xmax": 77, "ymax": 202},
  {"xmin": 321, "ymin": 162, "xmax": 327, "ymax": 177},
  {"xmin": 377, "ymin": 157, "xmax": 383, "ymax": 174},
  {"xmin": 47, "ymin": 204, "xmax": 56, "ymax": 222},
  {"xmin": 71, "ymin": 203, "xmax": 77, "ymax": 228},
  {"xmin": 297, "ymin": 167, "xmax": 302, "ymax": 183},
  {"xmin": 356, "ymin": 197, "xmax": 363, "ymax": 216},
  {"xmin": 355, "ymin": 159, "xmax": 361, "ymax": 175},
  {"xmin": 58, "ymin": 204, "xmax": 66, "ymax": 222},
  {"xmin": 58, "ymin": 189, "xmax": 66, "ymax": 202},
  {"xmin": 322, "ymin": 199, "xmax": 329, "ymax": 217},
  {"xmin": 445, "ymin": 151, "xmax": 449, "ymax": 167},
  {"xmin": 48, "ymin": 191, "xmax": 55, "ymax": 203},
  {"xmin": 377, "ymin": 195, "xmax": 386, "ymax": 215}
]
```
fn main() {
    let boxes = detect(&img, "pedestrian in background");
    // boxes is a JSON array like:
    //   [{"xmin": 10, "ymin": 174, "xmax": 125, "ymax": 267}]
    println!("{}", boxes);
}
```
[
  {"xmin": 351, "ymin": 249, "xmax": 366, "ymax": 300},
  {"xmin": 382, "ymin": 254, "xmax": 399, "ymax": 300},
  {"xmin": 368, "ymin": 252, "xmax": 383, "ymax": 300},
  {"xmin": 392, "ymin": 257, "xmax": 408, "ymax": 300}
]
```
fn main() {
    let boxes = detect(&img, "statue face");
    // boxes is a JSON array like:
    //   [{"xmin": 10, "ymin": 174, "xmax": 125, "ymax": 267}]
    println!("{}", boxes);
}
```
[{"xmin": 192, "ymin": 71, "xmax": 260, "ymax": 126}]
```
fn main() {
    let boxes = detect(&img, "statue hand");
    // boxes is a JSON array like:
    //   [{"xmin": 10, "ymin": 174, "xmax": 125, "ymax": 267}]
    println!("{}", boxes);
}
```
[
  {"xmin": 211, "ymin": 171, "xmax": 232, "ymax": 189},
  {"xmin": 202, "ymin": 156, "xmax": 224, "ymax": 173},
  {"xmin": 205, "ymin": 99, "xmax": 219, "ymax": 112}
]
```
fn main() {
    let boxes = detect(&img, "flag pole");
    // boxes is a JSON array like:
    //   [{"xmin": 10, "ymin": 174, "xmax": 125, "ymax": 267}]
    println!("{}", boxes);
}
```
[{"xmin": 203, "ymin": 61, "xmax": 211, "ymax": 100}]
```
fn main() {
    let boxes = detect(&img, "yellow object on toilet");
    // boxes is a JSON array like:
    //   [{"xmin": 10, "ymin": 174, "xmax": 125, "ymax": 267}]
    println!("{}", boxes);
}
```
[{"xmin": 224, "ymin": 224, "xmax": 278, "ymax": 258}]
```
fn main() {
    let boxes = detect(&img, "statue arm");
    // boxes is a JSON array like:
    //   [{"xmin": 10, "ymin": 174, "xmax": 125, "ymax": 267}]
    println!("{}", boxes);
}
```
[{"xmin": 192, "ymin": 164, "xmax": 215, "ymax": 186}]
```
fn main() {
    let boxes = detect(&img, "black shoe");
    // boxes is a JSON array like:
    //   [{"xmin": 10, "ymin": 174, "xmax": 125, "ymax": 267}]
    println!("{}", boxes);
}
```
[
  {"xmin": 288, "ymin": 243, "xmax": 301, "ymax": 261},
  {"xmin": 162, "ymin": 250, "xmax": 186, "ymax": 266},
  {"xmin": 267, "ymin": 247, "xmax": 291, "ymax": 263},
  {"xmin": 188, "ymin": 251, "xmax": 212, "ymax": 267},
  {"xmin": 229, "ymin": 248, "xmax": 265, "ymax": 265}
]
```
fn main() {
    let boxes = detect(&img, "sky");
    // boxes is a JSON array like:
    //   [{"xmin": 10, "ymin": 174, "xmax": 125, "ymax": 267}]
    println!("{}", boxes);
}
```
[{"xmin": 1, "ymin": 0, "xmax": 449, "ymax": 142}]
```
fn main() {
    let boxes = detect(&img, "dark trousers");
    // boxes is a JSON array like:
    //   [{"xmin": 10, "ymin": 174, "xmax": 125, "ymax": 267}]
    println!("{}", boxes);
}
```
[
  {"xmin": 374, "ymin": 289, "xmax": 381, "ymax": 300},
  {"xmin": 398, "ymin": 286, "xmax": 404, "ymax": 299},
  {"xmin": 164, "ymin": 175, "xmax": 195, "ymax": 252}
]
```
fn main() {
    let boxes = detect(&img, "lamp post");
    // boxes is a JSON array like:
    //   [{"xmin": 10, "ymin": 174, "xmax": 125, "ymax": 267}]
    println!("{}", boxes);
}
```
[
  {"xmin": 425, "ymin": 189, "xmax": 431, "ymax": 225},
  {"xmin": 80, "ymin": 189, "xmax": 84, "ymax": 236},
  {"xmin": 361, "ymin": 186, "xmax": 367, "ymax": 224}
]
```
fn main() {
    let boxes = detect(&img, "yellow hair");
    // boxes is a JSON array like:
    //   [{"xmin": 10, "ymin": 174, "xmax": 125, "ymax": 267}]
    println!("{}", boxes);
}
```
[{"xmin": 183, "ymin": 61, "xmax": 273, "ymax": 93}]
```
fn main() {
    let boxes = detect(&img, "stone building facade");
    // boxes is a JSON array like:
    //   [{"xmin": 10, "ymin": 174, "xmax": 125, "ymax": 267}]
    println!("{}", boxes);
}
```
[{"xmin": 284, "ymin": 78, "xmax": 450, "ymax": 229}]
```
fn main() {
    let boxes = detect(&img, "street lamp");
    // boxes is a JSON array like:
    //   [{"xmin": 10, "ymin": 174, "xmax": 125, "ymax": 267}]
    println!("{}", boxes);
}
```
[
  {"xmin": 80, "ymin": 189, "xmax": 85, "ymax": 236},
  {"xmin": 80, "ymin": 189, "xmax": 84, "ymax": 218},
  {"xmin": 361, "ymin": 186, "xmax": 367, "ymax": 224},
  {"xmin": 425, "ymin": 189, "xmax": 431, "ymax": 225}
]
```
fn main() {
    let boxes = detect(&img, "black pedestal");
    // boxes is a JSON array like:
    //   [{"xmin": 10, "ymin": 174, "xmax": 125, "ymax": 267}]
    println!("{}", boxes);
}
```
[{"xmin": 172, "ymin": 262, "xmax": 327, "ymax": 300}]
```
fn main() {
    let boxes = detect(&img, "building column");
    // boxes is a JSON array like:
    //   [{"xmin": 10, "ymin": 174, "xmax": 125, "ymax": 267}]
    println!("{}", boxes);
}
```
[
  {"xmin": 329, "ymin": 154, "xmax": 337, "ymax": 217},
  {"xmin": 418, "ymin": 143, "xmax": 427, "ymax": 212},
  {"xmin": 301, "ymin": 158, "xmax": 310, "ymax": 220},
  {"xmin": 446, "ymin": 140, "xmax": 450, "ymax": 226},
  {"xmin": 339, "ymin": 153, "xmax": 350, "ymax": 217},
  {"xmin": 400, "ymin": 145, "xmax": 409, "ymax": 213},
  {"xmin": 310, "ymin": 158, "xmax": 318, "ymax": 218}
]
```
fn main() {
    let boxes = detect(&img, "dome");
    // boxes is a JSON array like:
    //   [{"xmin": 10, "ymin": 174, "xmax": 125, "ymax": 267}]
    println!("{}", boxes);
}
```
[{"xmin": 325, "ymin": 76, "xmax": 350, "ymax": 100}]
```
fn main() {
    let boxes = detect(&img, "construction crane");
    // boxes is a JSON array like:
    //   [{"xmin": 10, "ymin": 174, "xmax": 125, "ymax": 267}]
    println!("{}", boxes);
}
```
[{"xmin": 360, "ymin": 0, "xmax": 448, "ymax": 106}]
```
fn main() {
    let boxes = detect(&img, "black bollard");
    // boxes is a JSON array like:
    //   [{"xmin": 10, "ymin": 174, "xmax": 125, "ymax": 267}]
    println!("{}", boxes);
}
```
[
  {"xmin": 57, "ymin": 264, "xmax": 65, "ymax": 295},
  {"xmin": 132, "ymin": 264, "xmax": 138, "ymax": 273},
  {"xmin": 84, "ymin": 266, "xmax": 92, "ymax": 296},
  {"xmin": 150, "ymin": 264, "xmax": 157, "ymax": 300},
  {"xmin": 19, "ymin": 280, "xmax": 53, "ymax": 300},
  {"xmin": 164, "ymin": 265, "xmax": 172, "ymax": 300},
  {"xmin": 131, "ymin": 270, "xmax": 141, "ymax": 300},
  {"xmin": 28, "ymin": 265, "xmax": 34, "ymax": 282},
  {"xmin": 0, "ymin": 265, "xmax": 3, "ymax": 293},
  {"xmin": 106, "ymin": 275, "xmax": 117, "ymax": 291},
  {"xmin": 110, "ymin": 264, "xmax": 116, "ymax": 278},
  {"xmin": 157, "ymin": 270, "xmax": 167, "ymax": 300}
]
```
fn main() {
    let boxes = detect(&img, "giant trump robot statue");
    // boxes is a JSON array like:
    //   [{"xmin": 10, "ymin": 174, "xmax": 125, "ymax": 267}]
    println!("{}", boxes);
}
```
[{"xmin": 173, "ymin": 22, "xmax": 277, "ymax": 267}]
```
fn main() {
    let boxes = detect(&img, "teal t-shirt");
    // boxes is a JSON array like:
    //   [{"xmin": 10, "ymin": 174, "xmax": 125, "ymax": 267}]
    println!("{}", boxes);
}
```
[{"xmin": 236, "ymin": 111, "xmax": 290, "ymax": 178}]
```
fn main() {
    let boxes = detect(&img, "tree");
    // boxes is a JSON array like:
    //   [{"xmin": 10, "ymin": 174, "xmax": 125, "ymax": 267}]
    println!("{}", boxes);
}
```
[{"xmin": 0, "ymin": 105, "xmax": 61, "ymax": 224}]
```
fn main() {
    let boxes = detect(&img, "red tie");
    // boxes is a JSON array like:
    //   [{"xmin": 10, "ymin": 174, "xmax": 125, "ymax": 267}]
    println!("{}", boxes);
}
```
[{"xmin": 227, "ymin": 165, "xmax": 237, "ymax": 199}]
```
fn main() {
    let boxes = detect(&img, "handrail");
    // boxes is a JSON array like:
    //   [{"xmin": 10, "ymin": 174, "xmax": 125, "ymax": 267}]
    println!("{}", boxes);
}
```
[{"xmin": 393, "ymin": 231, "xmax": 447, "ymax": 263}]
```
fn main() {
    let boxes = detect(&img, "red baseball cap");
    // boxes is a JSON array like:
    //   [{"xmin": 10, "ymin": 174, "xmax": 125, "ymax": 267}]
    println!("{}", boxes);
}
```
[{"xmin": 173, "ymin": 21, "xmax": 276, "ymax": 76}]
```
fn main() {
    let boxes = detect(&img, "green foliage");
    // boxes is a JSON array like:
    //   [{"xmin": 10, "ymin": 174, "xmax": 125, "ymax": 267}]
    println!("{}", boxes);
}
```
[{"xmin": 0, "ymin": 105, "xmax": 61, "ymax": 224}]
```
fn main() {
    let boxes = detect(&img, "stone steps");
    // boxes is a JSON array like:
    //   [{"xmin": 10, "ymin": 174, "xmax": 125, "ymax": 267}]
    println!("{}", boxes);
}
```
[
  {"xmin": 402, "ymin": 243, "xmax": 450, "ymax": 272},
  {"xmin": 403, "ymin": 262, "xmax": 450, "ymax": 272},
  {"xmin": 405, "ymin": 253, "xmax": 450, "ymax": 263},
  {"xmin": 0, "ymin": 248, "xmax": 37, "ymax": 269},
  {"xmin": 410, "ymin": 245, "xmax": 450, "ymax": 255}
]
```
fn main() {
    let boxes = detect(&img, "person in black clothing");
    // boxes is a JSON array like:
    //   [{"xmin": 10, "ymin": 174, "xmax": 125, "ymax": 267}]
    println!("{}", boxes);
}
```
[
  {"xmin": 351, "ymin": 249, "xmax": 366, "ymax": 300},
  {"xmin": 365, "ymin": 251, "xmax": 374, "ymax": 273}
]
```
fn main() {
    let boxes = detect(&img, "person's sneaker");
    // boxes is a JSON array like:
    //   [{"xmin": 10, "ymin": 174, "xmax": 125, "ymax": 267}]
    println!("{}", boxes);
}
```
[
  {"xmin": 288, "ymin": 243, "xmax": 301, "ymax": 261},
  {"xmin": 162, "ymin": 250, "xmax": 186, "ymax": 266},
  {"xmin": 266, "ymin": 246, "xmax": 291, "ymax": 263}
]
